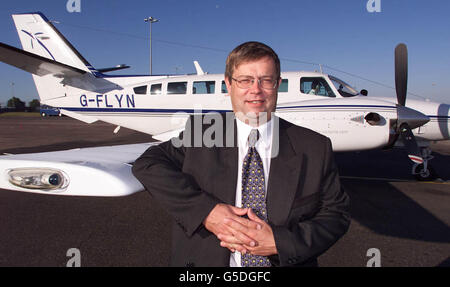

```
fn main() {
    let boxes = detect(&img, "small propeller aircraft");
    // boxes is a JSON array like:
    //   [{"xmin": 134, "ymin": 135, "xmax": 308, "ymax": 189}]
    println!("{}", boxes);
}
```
[{"xmin": 0, "ymin": 12, "xmax": 448, "ymax": 196}]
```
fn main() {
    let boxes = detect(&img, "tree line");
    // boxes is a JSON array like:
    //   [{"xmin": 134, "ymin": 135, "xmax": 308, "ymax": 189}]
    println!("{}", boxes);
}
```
[{"xmin": 0, "ymin": 97, "xmax": 41, "ymax": 112}]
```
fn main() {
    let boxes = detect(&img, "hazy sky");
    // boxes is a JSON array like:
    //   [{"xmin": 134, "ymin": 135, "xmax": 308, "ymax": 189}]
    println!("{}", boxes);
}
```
[{"xmin": 0, "ymin": 0, "xmax": 449, "ymax": 105}]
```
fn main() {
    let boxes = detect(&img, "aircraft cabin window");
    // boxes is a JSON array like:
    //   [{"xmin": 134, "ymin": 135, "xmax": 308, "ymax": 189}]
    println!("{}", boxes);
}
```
[
  {"xmin": 133, "ymin": 85, "xmax": 147, "ymax": 95},
  {"xmin": 167, "ymin": 82, "xmax": 187, "ymax": 95},
  {"xmin": 150, "ymin": 83, "xmax": 162, "ymax": 95},
  {"xmin": 300, "ymin": 77, "xmax": 335, "ymax": 98},
  {"xmin": 278, "ymin": 79, "xmax": 288, "ymax": 92},
  {"xmin": 193, "ymin": 81, "xmax": 215, "ymax": 94},
  {"xmin": 221, "ymin": 81, "xmax": 228, "ymax": 93}
]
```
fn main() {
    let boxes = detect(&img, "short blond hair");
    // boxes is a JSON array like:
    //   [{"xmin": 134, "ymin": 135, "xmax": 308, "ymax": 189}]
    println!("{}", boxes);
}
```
[{"xmin": 225, "ymin": 41, "xmax": 280, "ymax": 81}]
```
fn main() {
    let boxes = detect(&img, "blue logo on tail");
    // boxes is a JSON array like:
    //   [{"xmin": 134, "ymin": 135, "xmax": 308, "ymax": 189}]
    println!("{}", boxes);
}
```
[{"xmin": 21, "ymin": 30, "xmax": 55, "ymax": 60}]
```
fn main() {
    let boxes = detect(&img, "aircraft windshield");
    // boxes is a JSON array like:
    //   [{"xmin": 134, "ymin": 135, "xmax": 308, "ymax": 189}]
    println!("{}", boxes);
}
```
[{"xmin": 329, "ymin": 76, "xmax": 359, "ymax": 97}]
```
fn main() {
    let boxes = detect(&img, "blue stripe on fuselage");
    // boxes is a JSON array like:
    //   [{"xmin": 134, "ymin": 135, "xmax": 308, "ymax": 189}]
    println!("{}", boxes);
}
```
[
  {"xmin": 60, "ymin": 104, "xmax": 398, "ymax": 114},
  {"xmin": 62, "ymin": 107, "xmax": 232, "ymax": 113}
]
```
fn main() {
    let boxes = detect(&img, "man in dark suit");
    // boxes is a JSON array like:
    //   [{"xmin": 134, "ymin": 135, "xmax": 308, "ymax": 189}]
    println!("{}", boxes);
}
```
[{"xmin": 132, "ymin": 42, "xmax": 350, "ymax": 267}]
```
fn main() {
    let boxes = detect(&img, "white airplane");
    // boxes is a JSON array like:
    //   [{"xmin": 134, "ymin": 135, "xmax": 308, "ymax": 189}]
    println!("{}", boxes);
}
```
[{"xmin": 0, "ymin": 12, "xmax": 448, "ymax": 196}]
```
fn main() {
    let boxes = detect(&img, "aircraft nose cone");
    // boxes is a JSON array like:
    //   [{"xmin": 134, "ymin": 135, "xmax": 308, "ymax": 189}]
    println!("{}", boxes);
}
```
[{"xmin": 397, "ymin": 105, "xmax": 430, "ymax": 130}]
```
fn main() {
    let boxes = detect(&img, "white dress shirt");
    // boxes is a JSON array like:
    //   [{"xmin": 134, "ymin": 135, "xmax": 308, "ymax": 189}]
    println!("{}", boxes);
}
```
[{"xmin": 230, "ymin": 117, "xmax": 274, "ymax": 267}]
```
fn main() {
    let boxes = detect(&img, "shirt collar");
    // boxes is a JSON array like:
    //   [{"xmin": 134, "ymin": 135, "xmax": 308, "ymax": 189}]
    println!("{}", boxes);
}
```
[{"xmin": 236, "ymin": 117, "xmax": 273, "ymax": 150}]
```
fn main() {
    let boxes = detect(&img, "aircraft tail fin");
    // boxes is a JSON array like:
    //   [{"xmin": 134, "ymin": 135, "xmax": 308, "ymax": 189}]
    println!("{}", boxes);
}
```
[
  {"xmin": 8, "ymin": 12, "xmax": 114, "ymax": 102},
  {"xmin": 12, "ymin": 12, "xmax": 94, "ymax": 74}
]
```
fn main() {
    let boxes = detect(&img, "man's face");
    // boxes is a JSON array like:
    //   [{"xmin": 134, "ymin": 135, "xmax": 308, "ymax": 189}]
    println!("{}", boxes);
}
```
[{"xmin": 225, "ymin": 56, "xmax": 280, "ymax": 125}]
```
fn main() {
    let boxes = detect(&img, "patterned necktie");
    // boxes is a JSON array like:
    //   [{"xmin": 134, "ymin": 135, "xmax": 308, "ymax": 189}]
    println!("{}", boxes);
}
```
[{"xmin": 241, "ymin": 129, "xmax": 271, "ymax": 267}]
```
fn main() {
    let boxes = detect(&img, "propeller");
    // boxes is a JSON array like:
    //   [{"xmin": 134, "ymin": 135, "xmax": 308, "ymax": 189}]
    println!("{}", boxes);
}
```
[
  {"xmin": 395, "ymin": 44, "xmax": 408, "ymax": 107},
  {"xmin": 394, "ymin": 43, "xmax": 428, "ymax": 164}
]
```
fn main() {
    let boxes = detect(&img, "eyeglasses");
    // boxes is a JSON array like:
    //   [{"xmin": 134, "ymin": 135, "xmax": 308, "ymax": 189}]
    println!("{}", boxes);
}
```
[{"xmin": 231, "ymin": 76, "xmax": 278, "ymax": 90}]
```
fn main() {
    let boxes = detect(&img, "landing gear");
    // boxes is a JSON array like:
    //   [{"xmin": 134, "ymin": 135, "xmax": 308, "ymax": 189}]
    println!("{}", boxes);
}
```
[
  {"xmin": 413, "ymin": 163, "xmax": 436, "ymax": 181},
  {"xmin": 411, "ymin": 147, "xmax": 436, "ymax": 181}
]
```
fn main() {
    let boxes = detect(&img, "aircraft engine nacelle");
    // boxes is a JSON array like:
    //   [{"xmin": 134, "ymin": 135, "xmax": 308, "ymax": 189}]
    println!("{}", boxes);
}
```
[
  {"xmin": 0, "ymin": 144, "xmax": 155, "ymax": 196},
  {"xmin": 275, "ymin": 98, "xmax": 398, "ymax": 152}
]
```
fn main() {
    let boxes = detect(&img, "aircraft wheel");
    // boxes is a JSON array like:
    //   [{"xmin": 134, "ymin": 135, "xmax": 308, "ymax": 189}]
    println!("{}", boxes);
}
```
[{"xmin": 414, "ymin": 164, "xmax": 436, "ymax": 181}]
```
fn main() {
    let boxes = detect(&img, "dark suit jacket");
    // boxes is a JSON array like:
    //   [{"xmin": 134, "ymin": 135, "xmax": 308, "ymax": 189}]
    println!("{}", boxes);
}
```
[{"xmin": 132, "ymin": 113, "xmax": 350, "ymax": 267}]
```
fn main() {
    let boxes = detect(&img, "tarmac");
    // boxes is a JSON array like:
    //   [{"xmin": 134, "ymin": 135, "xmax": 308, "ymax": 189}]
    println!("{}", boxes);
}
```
[{"xmin": 0, "ymin": 116, "xmax": 449, "ymax": 267}]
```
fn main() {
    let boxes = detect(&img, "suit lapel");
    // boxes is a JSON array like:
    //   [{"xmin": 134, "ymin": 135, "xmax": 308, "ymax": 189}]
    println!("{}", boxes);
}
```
[
  {"xmin": 216, "ymin": 147, "xmax": 238, "ymax": 205},
  {"xmin": 215, "ymin": 112, "xmax": 238, "ymax": 205},
  {"xmin": 266, "ymin": 118, "xmax": 303, "ymax": 225}
]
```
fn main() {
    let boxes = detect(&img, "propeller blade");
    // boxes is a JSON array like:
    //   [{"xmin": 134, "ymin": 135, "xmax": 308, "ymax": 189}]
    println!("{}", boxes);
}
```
[
  {"xmin": 399, "ymin": 123, "xmax": 423, "ymax": 164},
  {"xmin": 395, "ymin": 43, "xmax": 408, "ymax": 106},
  {"xmin": 393, "ymin": 44, "xmax": 427, "ymax": 166}
]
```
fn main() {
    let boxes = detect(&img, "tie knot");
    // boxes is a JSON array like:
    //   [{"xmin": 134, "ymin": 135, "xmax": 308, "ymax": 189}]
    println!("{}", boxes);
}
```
[{"xmin": 248, "ymin": 129, "xmax": 259, "ymax": 147}]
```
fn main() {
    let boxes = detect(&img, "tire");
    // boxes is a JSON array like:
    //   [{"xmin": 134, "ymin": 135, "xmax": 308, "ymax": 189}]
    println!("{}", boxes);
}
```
[{"xmin": 414, "ymin": 164, "xmax": 436, "ymax": 181}]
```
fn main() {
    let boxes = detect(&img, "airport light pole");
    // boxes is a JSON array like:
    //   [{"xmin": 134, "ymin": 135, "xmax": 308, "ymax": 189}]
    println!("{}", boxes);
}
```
[{"xmin": 144, "ymin": 16, "xmax": 158, "ymax": 75}]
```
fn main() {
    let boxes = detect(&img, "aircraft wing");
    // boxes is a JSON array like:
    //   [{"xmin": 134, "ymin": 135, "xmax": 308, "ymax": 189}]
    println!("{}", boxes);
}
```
[
  {"xmin": 0, "ymin": 143, "xmax": 159, "ymax": 197},
  {"xmin": 0, "ymin": 42, "xmax": 86, "ymax": 77},
  {"xmin": 152, "ymin": 128, "xmax": 185, "ymax": 142}
]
